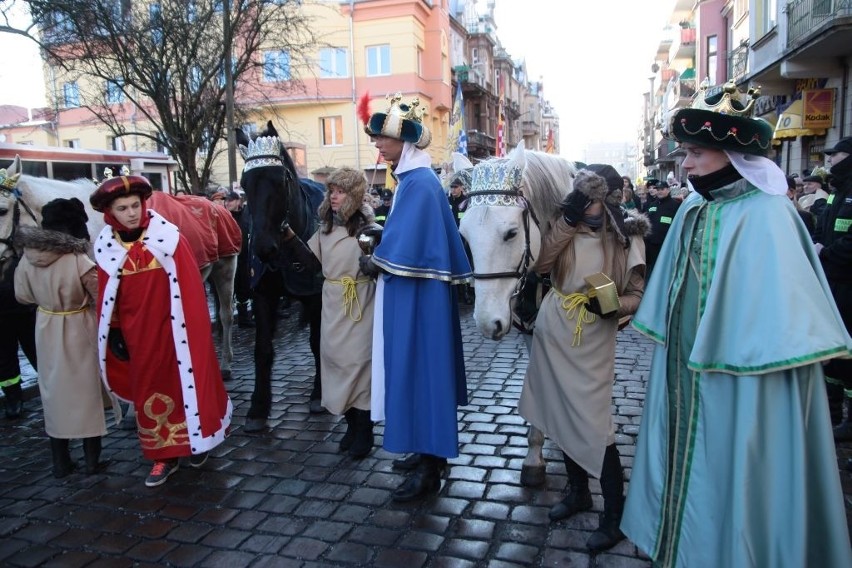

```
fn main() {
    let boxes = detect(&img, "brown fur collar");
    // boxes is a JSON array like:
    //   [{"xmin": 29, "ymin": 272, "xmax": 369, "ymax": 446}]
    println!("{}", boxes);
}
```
[
  {"xmin": 15, "ymin": 225, "xmax": 90, "ymax": 254},
  {"xmin": 624, "ymin": 209, "xmax": 651, "ymax": 238}
]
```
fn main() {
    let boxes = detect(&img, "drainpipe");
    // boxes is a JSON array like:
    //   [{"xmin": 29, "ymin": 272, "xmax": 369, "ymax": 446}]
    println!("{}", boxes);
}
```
[
  {"xmin": 349, "ymin": 0, "xmax": 360, "ymax": 170},
  {"xmin": 841, "ymin": 57, "xmax": 848, "ymax": 138}
]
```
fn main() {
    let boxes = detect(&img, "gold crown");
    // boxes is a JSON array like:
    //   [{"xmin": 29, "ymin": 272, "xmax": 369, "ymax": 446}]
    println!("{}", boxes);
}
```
[
  {"xmin": 0, "ymin": 168, "xmax": 20, "ymax": 190},
  {"xmin": 387, "ymin": 92, "xmax": 427, "ymax": 123},
  {"xmin": 690, "ymin": 79, "xmax": 760, "ymax": 118}
]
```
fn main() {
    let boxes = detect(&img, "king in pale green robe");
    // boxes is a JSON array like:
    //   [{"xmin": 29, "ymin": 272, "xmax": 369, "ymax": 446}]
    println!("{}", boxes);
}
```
[{"xmin": 622, "ymin": 180, "xmax": 852, "ymax": 568}]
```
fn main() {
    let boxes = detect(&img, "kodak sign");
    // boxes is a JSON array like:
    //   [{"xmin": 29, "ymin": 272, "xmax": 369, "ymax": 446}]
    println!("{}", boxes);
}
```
[{"xmin": 803, "ymin": 89, "xmax": 834, "ymax": 129}]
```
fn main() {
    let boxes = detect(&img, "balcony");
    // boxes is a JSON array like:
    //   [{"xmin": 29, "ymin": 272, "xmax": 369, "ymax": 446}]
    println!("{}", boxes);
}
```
[
  {"xmin": 669, "ymin": 27, "xmax": 697, "ymax": 62},
  {"xmin": 728, "ymin": 43, "xmax": 749, "ymax": 82},
  {"xmin": 522, "ymin": 120, "xmax": 539, "ymax": 137},
  {"xmin": 466, "ymin": 129, "xmax": 496, "ymax": 159},
  {"xmin": 787, "ymin": 0, "xmax": 852, "ymax": 47}
]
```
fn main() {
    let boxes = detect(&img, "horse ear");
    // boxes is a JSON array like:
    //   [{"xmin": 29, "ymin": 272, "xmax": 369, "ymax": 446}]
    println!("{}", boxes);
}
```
[
  {"xmin": 452, "ymin": 152, "xmax": 473, "ymax": 172},
  {"xmin": 235, "ymin": 127, "xmax": 250, "ymax": 147},
  {"xmin": 8, "ymin": 155, "xmax": 21, "ymax": 176},
  {"xmin": 266, "ymin": 121, "xmax": 279, "ymax": 138},
  {"xmin": 507, "ymin": 141, "xmax": 526, "ymax": 170}
]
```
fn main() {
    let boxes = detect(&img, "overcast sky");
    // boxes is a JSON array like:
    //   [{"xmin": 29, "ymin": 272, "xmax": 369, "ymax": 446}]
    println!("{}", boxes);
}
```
[
  {"xmin": 493, "ymin": 0, "xmax": 675, "ymax": 158},
  {"xmin": 0, "ymin": 0, "xmax": 675, "ymax": 160}
]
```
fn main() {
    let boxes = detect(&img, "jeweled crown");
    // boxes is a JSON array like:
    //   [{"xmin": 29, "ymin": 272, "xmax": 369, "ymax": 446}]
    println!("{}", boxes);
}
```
[
  {"xmin": 386, "ymin": 92, "xmax": 427, "ymax": 123},
  {"xmin": 690, "ymin": 79, "xmax": 760, "ymax": 117},
  {"xmin": 0, "ymin": 168, "xmax": 20, "ymax": 190},
  {"xmin": 238, "ymin": 135, "xmax": 281, "ymax": 161}
]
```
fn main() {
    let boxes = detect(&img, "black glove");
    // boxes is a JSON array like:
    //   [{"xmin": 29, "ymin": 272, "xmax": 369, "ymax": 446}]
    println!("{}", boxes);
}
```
[
  {"xmin": 585, "ymin": 296, "xmax": 617, "ymax": 319},
  {"xmin": 359, "ymin": 255, "xmax": 382, "ymax": 278},
  {"xmin": 108, "ymin": 328, "xmax": 130, "ymax": 361},
  {"xmin": 358, "ymin": 224, "xmax": 384, "ymax": 247},
  {"xmin": 560, "ymin": 190, "xmax": 592, "ymax": 226}
]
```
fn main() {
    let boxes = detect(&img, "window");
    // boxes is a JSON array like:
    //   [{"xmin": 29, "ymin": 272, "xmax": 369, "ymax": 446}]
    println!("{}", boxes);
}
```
[
  {"xmin": 319, "ymin": 47, "xmax": 348, "ymax": 78},
  {"xmin": 63, "ymin": 82, "xmax": 80, "ymax": 108},
  {"xmin": 64, "ymin": 139, "xmax": 80, "ymax": 149},
  {"xmin": 189, "ymin": 66, "xmax": 203, "ymax": 92},
  {"xmin": 417, "ymin": 48, "xmax": 424, "ymax": 77},
  {"xmin": 366, "ymin": 44, "xmax": 390, "ymax": 77},
  {"xmin": 321, "ymin": 116, "xmax": 343, "ymax": 146},
  {"xmin": 472, "ymin": 47, "xmax": 479, "ymax": 65},
  {"xmin": 108, "ymin": 136, "xmax": 124, "ymax": 151},
  {"xmin": 107, "ymin": 78, "xmax": 124, "ymax": 104},
  {"xmin": 706, "ymin": 35, "xmax": 718, "ymax": 82},
  {"xmin": 240, "ymin": 123, "xmax": 258, "ymax": 137},
  {"xmin": 156, "ymin": 133, "xmax": 171, "ymax": 155},
  {"xmin": 263, "ymin": 50, "xmax": 291, "ymax": 81}
]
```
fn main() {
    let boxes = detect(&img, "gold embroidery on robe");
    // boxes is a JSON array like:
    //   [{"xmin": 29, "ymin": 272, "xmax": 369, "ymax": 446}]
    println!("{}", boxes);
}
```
[{"xmin": 137, "ymin": 393, "xmax": 189, "ymax": 450}]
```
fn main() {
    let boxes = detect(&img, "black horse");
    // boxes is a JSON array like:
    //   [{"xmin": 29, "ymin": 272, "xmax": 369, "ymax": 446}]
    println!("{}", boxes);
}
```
[{"xmin": 236, "ymin": 122, "xmax": 323, "ymax": 432}]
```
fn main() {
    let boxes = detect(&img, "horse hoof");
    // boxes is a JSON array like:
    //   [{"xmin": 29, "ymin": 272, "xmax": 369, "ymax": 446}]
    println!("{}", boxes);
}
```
[
  {"xmin": 244, "ymin": 418, "xmax": 268, "ymax": 433},
  {"xmin": 221, "ymin": 370, "xmax": 232, "ymax": 381},
  {"xmin": 520, "ymin": 465, "xmax": 546, "ymax": 487}
]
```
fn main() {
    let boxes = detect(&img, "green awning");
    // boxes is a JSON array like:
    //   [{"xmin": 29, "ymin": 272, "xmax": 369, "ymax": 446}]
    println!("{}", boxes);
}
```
[{"xmin": 680, "ymin": 68, "xmax": 696, "ymax": 80}]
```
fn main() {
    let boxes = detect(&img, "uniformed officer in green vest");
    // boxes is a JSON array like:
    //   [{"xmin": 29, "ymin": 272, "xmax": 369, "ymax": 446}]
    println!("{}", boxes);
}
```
[{"xmin": 644, "ymin": 179, "xmax": 681, "ymax": 277}]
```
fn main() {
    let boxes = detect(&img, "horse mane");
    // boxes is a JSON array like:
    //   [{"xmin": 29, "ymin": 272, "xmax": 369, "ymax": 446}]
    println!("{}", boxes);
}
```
[{"xmin": 521, "ymin": 151, "xmax": 575, "ymax": 233}]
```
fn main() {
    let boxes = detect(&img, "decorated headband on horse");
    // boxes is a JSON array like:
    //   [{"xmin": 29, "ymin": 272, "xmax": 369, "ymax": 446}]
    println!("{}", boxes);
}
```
[{"xmin": 665, "ymin": 79, "xmax": 773, "ymax": 156}]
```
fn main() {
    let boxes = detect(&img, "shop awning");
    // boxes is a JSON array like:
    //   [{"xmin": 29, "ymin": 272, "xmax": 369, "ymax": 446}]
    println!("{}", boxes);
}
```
[
  {"xmin": 773, "ymin": 99, "xmax": 827, "ymax": 142},
  {"xmin": 679, "ymin": 67, "xmax": 696, "ymax": 80}
]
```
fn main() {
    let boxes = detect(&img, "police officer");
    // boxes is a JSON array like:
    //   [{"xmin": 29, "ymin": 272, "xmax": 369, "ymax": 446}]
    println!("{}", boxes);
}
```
[
  {"xmin": 644, "ymin": 180, "xmax": 681, "ymax": 277},
  {"xmin": 373, "ymin": 189, "xmax": 392, "ymax": 226},
  {"xmin": 814, "ymin": 137, "xmax": 852, "ymax": 438}
]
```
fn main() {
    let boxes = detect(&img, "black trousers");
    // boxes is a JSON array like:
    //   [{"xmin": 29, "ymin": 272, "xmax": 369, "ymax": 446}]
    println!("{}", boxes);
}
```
[{"xmin": 0, "ymin": 310, "xmax": 37, "ymax": 384}]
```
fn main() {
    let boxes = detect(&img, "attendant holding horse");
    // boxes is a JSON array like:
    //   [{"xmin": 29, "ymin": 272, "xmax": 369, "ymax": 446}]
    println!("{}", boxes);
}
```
[
  {"xmin": 521, "ymin": 165, "xmax": 649, "ymax": 552},
  {"xmin": 306, "ymin": 167, "xmax": 378, "ymax": 459},
  {"xmin": 89, "ymin": 175, "xmax": 232, "ymax": 487},
  {"xmin": 14, "ymin": 198, "xmax": 113, "ymax": 477},
  {"xmin": 358, "ymin": 93, "xmax": 472, "ymax": 501}
]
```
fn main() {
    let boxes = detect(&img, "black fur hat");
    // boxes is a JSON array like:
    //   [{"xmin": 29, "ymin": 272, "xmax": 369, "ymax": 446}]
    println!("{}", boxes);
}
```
[{"xmin": 41, "ymin": 197, "xmax": 90, "ymax": 241}]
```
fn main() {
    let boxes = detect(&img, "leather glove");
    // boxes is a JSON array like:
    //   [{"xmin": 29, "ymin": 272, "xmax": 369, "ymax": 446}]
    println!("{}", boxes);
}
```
[
  {"xmin": 359, "ymin": 255, "xmax": 382, "ymax": 278},
  {"xmin": 585, "ymin": 296, "xmax": 617, "ymax": 319},
  {"xmin": 358, "ymin": 224, "xmax": 384, "ymax": 247},
  {"xmin": 108, "ymin": 327, "xmax": 130, "ymax": 361},
  {"xmin": 560, "ymin": 190, "xmax": 592, "ymax": 226}
]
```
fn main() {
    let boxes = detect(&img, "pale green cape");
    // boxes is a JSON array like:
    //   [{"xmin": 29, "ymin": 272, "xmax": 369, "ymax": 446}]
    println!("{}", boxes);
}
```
[{"xmin": 622, "ymin": 183, "xmax": 852, "ymax": 567}]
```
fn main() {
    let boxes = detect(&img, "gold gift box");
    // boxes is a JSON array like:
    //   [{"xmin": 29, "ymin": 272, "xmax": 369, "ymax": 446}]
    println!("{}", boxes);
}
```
[{"xmin": 584, "ymin": 272, "xmax": 620, "ymax": 315}]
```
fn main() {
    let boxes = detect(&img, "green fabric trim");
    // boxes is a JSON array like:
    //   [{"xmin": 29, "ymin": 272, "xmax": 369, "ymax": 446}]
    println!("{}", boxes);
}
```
[
  {"xmin": 828, "ymin": 194, "xmax": 836, "ymax": 204},
  {"xmin": 687, "ymin": 346, "xmax": 850, "ymax": 375},
  {"xmin": 632, "ymin": 319, "xmax": 665, "ymax": 343},
  {"xmin": 825, "ymin": 375, "xmax": 846, "ymax": 386},
  {"xmin": 0, "ymin": 375, "xmax": 22, "ymax": 388}
]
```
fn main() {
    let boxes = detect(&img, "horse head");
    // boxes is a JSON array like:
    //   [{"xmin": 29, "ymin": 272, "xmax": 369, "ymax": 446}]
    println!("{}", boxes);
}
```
[
  {"xmin": 0, "ymin": 156, "xmax": 25, "ymax": 263},
  {"xmin": 460, "ymin": 142, "xmax": 574, "ymax": 340},
  {"xmin": 236, "ymin": 121, "xmax": 302, "ymax": 263}
]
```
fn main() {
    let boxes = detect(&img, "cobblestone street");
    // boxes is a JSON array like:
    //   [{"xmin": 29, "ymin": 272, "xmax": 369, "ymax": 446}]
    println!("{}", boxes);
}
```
[{"xmin": 2, "ymin": 302, "xmax": 850, "ymax": 567}]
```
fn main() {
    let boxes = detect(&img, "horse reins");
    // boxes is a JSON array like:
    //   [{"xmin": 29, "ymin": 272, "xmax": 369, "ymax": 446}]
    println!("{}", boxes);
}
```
[{"xmin": 464, "ymin": 186, "xmax": 540, "ymax": 299}]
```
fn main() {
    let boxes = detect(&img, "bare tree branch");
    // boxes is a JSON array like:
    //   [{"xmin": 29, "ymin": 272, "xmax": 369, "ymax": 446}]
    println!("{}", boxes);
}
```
[{"xmin": 19, "ymin": 0, "xmax": 319, "ymax": 193}]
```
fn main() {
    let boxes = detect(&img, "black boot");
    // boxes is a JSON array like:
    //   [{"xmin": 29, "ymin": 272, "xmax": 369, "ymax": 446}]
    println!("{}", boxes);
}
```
[
  {"xmin": 82, "ymin": 437, "xmax": 106, "ymax": 474},
  {"xmin": 392, "ymin": 454, "xmax": 442, "ymax": 502},
  {"xmin": 49, "ymin": 437, "xmax": 75, "ymax": 479},
  {"xmin": 834, "ymin": 397, "xmax": 852, "ymax": 442},
  {"xmin": 348, "ymin": 409, "xmax": 373, "ymax": 459},
  {"xmin": 587, "ymin": 444, "xmax": 626, "ymax": 552},
  {"xmin": 549, "ymin": 451, "xmax": 593, "ymax": 521},
  {"xmin": 826, "ymin": 380, "xmax": 845, "ymax": 426},
  {"xmin": 2, "ymin": 381, "xmax": 24, "ymax": 420},
  {"xmin": 236, "ymin": 301, "xmax": 255, "ymax": 328},
  {"xmin": 339, "ymin": 408, "xmax": 357, "ymax": 453}
]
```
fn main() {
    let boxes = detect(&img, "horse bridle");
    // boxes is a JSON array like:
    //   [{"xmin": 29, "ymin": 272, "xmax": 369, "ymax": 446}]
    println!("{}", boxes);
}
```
[
  {"xmin": 242, "ymin": 152, "xmax": 294, "ymax": 234},
  {"xmin": 0, "ymin": 187, "xmax": 38, "ymax": 263},
  {"xmin": 465, "ymin": 184, "xmax": 540, "ymax": 299}
]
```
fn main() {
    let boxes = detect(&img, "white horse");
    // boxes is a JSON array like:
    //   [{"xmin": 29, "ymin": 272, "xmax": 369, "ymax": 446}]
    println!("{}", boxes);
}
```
[
  {"xmin": 459, "ymin": 142, "xmax": 575, "ymax": 486},
  {"xmin": 0, "ymin": 156, "xmax": 238, "ymax": 380}
]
